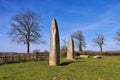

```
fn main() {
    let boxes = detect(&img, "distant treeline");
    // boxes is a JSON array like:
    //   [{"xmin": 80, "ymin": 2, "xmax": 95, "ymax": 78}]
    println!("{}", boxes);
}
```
[
  {"xmin": 0, "ymin": 51, "xmax": 120, "ymax": 57},
  {"xmin": 75, "ymin": 51, "xmax": 120, "ymax": 56}
]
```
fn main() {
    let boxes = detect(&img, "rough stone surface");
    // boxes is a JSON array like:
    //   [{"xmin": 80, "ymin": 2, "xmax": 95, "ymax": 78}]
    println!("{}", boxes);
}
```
[
  {"xmin": 93, "ymin": 55, "xmax": 102, "ymax": 59},
  {"xmin": 80, "ymin": 55, "xmax": 89, "ymax": 58},
  {"xmin": 67, "ymin": 37, "xmax": 74, "ymax": 60},
  {"xmin": 49, "ymin": 18, "xmax": 60, "ymax": 66}
]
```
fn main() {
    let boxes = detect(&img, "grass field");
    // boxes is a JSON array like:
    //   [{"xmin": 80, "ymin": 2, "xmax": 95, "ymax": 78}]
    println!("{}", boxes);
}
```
[{"xmin": 0, "ymin": 56, "xmax": 120, "ymax": 80}]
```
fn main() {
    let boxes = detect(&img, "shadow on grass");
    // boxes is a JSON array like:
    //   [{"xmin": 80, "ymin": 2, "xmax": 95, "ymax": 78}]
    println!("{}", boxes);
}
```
[
  {"xmin": 60, "ymin": 62, "xmax": 72, "ymax": 66},
  {"xmin": 0, "ymin": 61, "xmax": 29, "ymax": 66},
  {"xmin": 60, "ymin": 60, "xmax": 86, "ymax": 66},
  {"xmin": 75, "ymin": 57, "xmax": 89, "ymax": 59},
  {"xmin": 0, "ymin": 63, "xmax": 5, "ymax": 66},
  {"xmin": 75, "ymin": 57, "xmax": 80, "ymax": 60}
]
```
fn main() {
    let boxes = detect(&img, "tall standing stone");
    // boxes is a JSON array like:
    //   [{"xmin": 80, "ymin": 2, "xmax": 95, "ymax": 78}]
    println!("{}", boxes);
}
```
[
  {"xmin": 67, "ymin": 37, "xmax": 74, "ymax": 60},
  {"xmin": 49, "ymin": 18, "xmax": 60, "ymax": 66}
]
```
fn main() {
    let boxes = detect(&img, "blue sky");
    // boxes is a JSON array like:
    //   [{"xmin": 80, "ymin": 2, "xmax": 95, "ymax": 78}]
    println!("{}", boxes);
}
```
[{"xmin": 0, "ymin": 0, "xmax": 120, "ymax": 52}]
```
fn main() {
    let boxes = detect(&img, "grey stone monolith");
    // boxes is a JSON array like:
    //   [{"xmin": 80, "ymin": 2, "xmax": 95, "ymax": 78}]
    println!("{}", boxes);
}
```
[
  {"xmin": 49, "ymin": 18, "xmax": 60, "ymax": 66},
  {"xmin": 67, "ymin": 37, "xmax": 74, "ymax": 60}
]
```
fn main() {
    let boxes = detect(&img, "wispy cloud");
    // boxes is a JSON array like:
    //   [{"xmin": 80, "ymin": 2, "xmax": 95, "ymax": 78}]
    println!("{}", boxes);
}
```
[
  {"xmin": 75, "ymin": 2, "xmax": 120, "ymax": 31},
  {"xmin": 0, "ymin": 34, "xmax": 2, "ymax": 37},
  {"xmin": 0, "ymin": 0, "xmax": 9, "ymax": 8},
  {"xmin": 103, "ymin": 39, "xmax": 120, "ymax": 51},
  {"xmin": 85, "ymin": 39, "xmax": 120, "ymax": 51}
]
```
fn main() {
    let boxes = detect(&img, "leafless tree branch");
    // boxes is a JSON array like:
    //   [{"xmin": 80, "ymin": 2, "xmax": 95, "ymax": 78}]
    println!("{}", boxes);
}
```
[{"xmin": 9, "ymin": 9, "xmax": 45, "ymax": 54}]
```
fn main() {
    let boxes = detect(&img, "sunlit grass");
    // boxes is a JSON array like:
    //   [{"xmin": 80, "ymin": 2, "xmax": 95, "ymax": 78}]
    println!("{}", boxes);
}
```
[{"xmin": 0, "ymin": 56, "xmax": 120, "ymax": 80}]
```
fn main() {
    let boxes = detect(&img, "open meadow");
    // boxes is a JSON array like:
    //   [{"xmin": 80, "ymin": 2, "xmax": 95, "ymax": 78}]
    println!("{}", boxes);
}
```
[{"xmin": 0, "ymin": 56, "xmax": 120, "ymax": 80}]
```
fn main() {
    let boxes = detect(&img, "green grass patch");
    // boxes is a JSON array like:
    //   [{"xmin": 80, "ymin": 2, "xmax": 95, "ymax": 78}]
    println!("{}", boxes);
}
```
[{"xmin": 0, "ymin": 56, "xmax": 120, "ymax": 80}]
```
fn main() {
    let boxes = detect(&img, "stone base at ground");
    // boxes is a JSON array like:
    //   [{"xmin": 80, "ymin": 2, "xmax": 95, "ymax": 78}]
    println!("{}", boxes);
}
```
[
  {"xmin": 67, "ymin": 58, "xmax": 75, "ymax": 60},
  {"xmin": 80, "ymin": 55, "xmax": 89, "ymax": 58}
]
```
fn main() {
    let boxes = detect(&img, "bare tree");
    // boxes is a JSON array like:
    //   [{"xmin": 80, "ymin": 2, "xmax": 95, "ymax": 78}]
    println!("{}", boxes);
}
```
[
  {"xmin": 114, "ymin": 29, "xmax": 120, "ymax": 45},
  {"xmin": 60, "ymin": 38, "xmax": 67, "ymax": 57},
  {"xmin": 9, "ymin": 9, "xmax": 44, "ymax": 54},
  {"xmin": 71, "ymin": 30, "xmax": 86, "ymax": 54},
  {"xmin": 93, "ymin": 33, "xmax": 105, "ymax": 55},
  {"xmin": 62, "ymin": 38, "xmax": 67, "ymax": 51}
]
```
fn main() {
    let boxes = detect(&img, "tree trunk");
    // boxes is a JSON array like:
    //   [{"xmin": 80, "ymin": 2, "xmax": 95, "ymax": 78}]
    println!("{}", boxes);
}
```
[
  {"xmin": 27, "ymin": 42, "xmax": 30, "ymax": 60},
  {"xmin": 100, "ymin": 45, "xmax": 102, "ymax": 55},
  {"xmin": 27, "ymin": 30, "xmax": 30, "ymax": 54},
  {"xmin": 27, "ymin": 42, "xmax": 30, "ymax": 54},
  {"xmin": 79, "ymin": 45, "xmax": 83, "ymax": 55}
]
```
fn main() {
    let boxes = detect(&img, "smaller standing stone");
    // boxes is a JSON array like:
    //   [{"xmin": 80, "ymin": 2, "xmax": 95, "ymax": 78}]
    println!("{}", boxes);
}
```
[{"xmin": 67, "ymin": 37, "xmax": 74, "ymax": 60}]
